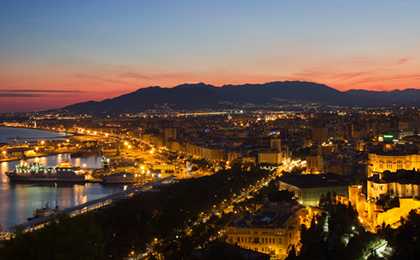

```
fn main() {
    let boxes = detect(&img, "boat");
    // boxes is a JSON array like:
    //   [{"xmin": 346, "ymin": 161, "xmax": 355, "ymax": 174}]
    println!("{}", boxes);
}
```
[
  {"xmin": 102, "ymin": 172, "xmax": 138, "ymax": 184},
  {"xmin": 27, "ymin": 203, "xmax": 59, "ymax": 221},
  {"xmin": 71, "ymin": 150, "xmax": 98, "ymax": 157},
  {"xmin": 6, "ymin": 161, "xmax": 86, "ymax": 183},
  {"xmin": 101, "ymin": 156, "xmax": 111, "ymax": 168}
]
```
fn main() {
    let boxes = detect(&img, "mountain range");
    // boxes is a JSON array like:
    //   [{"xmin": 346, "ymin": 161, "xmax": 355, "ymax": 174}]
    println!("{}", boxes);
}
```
[{"xmin": 63, "ymin": 81, "xmax": 420, "ymax": 114}]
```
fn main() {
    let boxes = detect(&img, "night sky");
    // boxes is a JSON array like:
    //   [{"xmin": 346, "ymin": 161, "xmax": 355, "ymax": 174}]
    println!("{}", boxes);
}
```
[{"xmin": 1, "ymin": 0, "xmax": 420, "ymax": 112}]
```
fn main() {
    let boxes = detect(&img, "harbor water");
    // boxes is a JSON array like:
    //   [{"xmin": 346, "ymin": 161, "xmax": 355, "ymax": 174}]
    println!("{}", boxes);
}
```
[{"xmin": 0, "ymin": 127, "xmax": 124, "ymax": 229}]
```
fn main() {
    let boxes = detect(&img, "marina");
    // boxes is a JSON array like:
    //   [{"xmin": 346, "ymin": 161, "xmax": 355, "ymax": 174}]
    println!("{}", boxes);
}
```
[{"xmin": 0, "ymin": 127, "xmax": 125, "ymax": 229}]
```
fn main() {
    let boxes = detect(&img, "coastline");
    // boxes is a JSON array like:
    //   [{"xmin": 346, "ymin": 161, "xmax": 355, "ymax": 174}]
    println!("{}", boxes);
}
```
[
  {"xmin": 0, "ymin": 152, "xmax": 64, "ymax": 163},
  {"xmin": 0, "ymin": 126, "xmax": 74, "ymax": 163},
  {"xmin": 0, "ymin": 124, "xmax": 70, "ymax": 138}
]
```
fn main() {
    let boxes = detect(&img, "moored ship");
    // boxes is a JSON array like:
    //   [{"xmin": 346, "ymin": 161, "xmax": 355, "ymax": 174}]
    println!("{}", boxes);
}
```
[
  {"xmin": 102, "ymin": 172, "xmax": 139, "ymax": 184},
  {"xmin": 6, "ymin": 161, "xmax": 86, "ymax": 183},
  {"xmin": 27, "ymin": 203, "xmax": 59, "ymax": 221}
]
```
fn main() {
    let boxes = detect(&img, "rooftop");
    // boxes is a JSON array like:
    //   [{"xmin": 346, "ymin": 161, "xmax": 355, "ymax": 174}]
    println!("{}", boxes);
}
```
[
  {"xmin": 192, "ymin": 241, "xmax": 270, "ymax": 260},
  {"xmin": 279, "ymin": 174, "xmax": 350, "ymax": 189},
  {"xmin": 369, "ymin": 170, "xmax": 420, "ymax": 184},
  {"xmin": 232, "ymin": 202, "xmax": 301, "ymax": 229},
  {"xmin": 369, "ymin": 144, "xmax": 418, "ymax": 156}
]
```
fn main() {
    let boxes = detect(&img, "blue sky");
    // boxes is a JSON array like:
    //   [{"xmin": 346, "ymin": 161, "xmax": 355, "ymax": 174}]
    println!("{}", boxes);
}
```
[{"xmin": 1, "ymin": 0, "xmax": 420, "ymax": 111}]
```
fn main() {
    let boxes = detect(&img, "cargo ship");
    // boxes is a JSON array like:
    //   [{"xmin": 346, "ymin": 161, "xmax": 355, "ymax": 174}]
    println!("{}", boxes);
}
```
[{"xmin": 6, "ymin": 161, "xmax": 86, "ymax": 183}]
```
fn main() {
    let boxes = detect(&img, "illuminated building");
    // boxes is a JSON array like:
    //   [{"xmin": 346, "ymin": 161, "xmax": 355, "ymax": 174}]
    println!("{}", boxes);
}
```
[
  {"xmin": 355, "ymin": 140, "xmax": 367, "ymax": 152},
  {"xmin": 192, "ymin": 242, "xmax": 270, "ymax": 259},
  {"xmin": 348, "ymin": 170, "xmax": 420, "ymax": 232},
  {"xmin": 257, "ymin": 136, "xmax": 283, "ymax": 165},
  {"xmin": 258, "ymin": 151, "xmax": 283, "ymax": 165},
  {"xmin": 270, "ymin": 137, "xmax": 282, "ymax": 152},
  {"xmin": 279, "ymin": 174, "xmax": 349, "ymax": 207},
  {"xmin": 185, "ymin": 143, "xmax": 226, "ymax": 161},
  {"xmin": 304, "ymin": 154, "xmax": 324, "ymax": 174},
  {"xmin": 311, "ymin": 127, "xmax": 328, "ymax": 144},
  {"xmin": 144, "ymin": 133, "xmax": 239, "ymax": 162},
  {"xmin": 367, "ymin": 171, "xmax": 420, "ymax": 199},
  {"xmin": 163, "ymin": 128, "xmax": 177, "ymax": 142},
  {"xmin": 167, "ymin": 140, "xmax": 183, "ymax": 152},
  {"xmin": 368, "ymin": 152, "xmax": 420, "ymax": 177},
  {"xmin": 150, "ymin": 163, "xmax": 177, "ymax": 176},
  {"xmin": 225, "ymin": 202, "xmax": 315, "ymax": 260}
]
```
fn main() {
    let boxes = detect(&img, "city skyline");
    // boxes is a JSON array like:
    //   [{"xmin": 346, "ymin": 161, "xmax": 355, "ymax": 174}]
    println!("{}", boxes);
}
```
[
  {"xmin": 2, "ymin": 2, "xmax": 420, "ymax": 259},
  {"xmin": 1, "ymin": 0, "xmax": 420, "ymax": 112}
]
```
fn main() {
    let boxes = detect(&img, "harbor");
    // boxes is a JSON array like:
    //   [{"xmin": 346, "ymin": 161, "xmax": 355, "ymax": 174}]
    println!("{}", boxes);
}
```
[
  {"xmin": 0, "ymin": 127, "xmax": 126, "ymax": 230},
  {"xmin": 0, "ymin": 124, "xmax": 192, "ymax": 233},
  {"xmin": 0, "ymin": 153, "xmax": 125, "ymax": 229}
]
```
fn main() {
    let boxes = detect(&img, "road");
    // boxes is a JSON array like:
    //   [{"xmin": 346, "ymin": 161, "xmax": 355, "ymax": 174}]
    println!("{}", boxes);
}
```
[{"xmin": 133, "ymin": 160, "xmax": 301, "ymax": 259}]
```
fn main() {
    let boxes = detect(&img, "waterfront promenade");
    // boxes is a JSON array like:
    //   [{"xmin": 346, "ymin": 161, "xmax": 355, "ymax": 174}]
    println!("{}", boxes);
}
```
[{"xmin": 1, "ymin": 177, "xmax": 174, "ymax": 238}]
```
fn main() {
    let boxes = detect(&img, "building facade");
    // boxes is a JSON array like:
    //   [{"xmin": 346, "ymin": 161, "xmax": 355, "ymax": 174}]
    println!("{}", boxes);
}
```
[
  {"xmin": 225, "ymin": 204, "xmax": 315, "ymax": 260},
  {"xmin": 258, "ymin": 151, "xmax": 283, "ymax": 165},
  {"xmin": 368, "ymin": 153, "xmax": 420, "ymax": 177}
]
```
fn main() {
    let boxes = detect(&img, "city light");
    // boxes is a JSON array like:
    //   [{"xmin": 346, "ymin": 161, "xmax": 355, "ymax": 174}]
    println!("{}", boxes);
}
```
[{"xmin": 0, "ymin": 66, "xmax": 418, "ymax": 260}]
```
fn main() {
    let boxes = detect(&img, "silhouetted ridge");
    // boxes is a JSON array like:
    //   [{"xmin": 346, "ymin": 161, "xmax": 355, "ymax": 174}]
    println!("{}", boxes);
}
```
[{"xmin": 63, "ymin": 81, "xmax": 420, "ymax": 113}]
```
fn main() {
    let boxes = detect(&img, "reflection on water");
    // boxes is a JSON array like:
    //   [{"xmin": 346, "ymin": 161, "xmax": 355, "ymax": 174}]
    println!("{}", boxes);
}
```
[
  {"xmin": 0, "ymin": 162, "xmax": 9, "ymax": 184},
  {"xmin": 27, "ymin": 153, "xmax": 102, "ymax": 169},
  {"xmin": 0, "ymin": 126, "xmax": 67, "ymax": 143},
  {"xmin": 0, "ymin": 154, "xmax": 122, "ymax": 229}
]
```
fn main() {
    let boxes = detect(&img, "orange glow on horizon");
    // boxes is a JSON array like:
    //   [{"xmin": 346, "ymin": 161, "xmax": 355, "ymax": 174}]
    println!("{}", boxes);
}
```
[{"xmin": 1, "ymin": 56, "xmax": 420, "ymax": 112}]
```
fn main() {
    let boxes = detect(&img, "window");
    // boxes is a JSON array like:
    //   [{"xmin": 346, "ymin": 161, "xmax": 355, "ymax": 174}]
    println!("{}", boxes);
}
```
[{"xmin": 397, "ymin": 160, "xmax": 403, "ymax": 169}]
